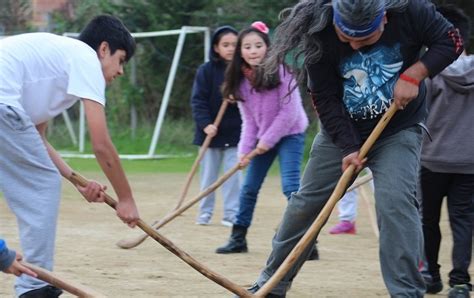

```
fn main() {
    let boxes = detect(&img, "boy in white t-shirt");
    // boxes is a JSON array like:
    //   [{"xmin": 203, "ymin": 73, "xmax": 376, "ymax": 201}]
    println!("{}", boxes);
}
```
[{"xmin": 0, "ymin": 15, "xmax": 140, "ymax": 297}]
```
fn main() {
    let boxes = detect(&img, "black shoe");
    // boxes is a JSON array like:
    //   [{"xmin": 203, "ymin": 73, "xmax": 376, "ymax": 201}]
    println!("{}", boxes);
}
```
[
  {"xmin": 307, "ymin": 244, "xmax": 319, "ymax": 261},
  {"xmin": 216, "ymin": 225, "xmax": 248, "ymax": 254},
  {"xmin": 244, "ymin": 283, "xmax": 286, "ymax": 298},
  {"xmin": 424, "ymin": 276, "xmax": 443, "ymax": 294},
  {"xmin": 216, "ymin": 240, "xmax": 249, "ymax": 254},
  {"xmin": 19, "ymin": 285, "xmax": 63, "ymax": 298},
  {"xmin": 448, "ymin": 284, "xmax": 470, "ymax": 298},
  {"xmin": 215, "ymin": 239, "xmax": 248, "ymax": 254}
]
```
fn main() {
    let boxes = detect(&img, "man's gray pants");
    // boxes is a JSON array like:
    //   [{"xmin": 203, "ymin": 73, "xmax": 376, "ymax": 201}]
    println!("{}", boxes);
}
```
[
  {"xmin": 257, "ymin": 127, "xmax": 426, "ymax": 297},
  {"xmin": 0, "ymin": 105, "xmax": 61, "ymax": 296}
]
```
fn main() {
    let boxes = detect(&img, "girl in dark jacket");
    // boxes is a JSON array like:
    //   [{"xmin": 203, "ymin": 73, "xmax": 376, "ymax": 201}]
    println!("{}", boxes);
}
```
[{"xmin": 191, "ymin": 26, "xmax": 242, "ymax": 226}]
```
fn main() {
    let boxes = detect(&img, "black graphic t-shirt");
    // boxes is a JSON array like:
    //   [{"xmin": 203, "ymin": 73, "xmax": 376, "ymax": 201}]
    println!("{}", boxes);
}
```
[
  {"xmin": 340, "ymin": 44, "xmax": 403, "ymax": 121},
  {"xmin": 307, "ymin": 0, "xmax": 462, "ymax": 156}
]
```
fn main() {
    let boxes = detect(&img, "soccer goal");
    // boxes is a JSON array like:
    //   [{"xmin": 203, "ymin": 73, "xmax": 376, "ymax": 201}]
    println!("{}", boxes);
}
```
[{"xmin": 59, "ymin": 26, "xmax": 210, "ymax": 159}]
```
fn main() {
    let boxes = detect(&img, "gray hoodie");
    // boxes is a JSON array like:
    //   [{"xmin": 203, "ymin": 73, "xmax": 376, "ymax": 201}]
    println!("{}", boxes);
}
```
[{"xmin": 421, "ymin": 54, "xmax": 474, "ymax": 174}]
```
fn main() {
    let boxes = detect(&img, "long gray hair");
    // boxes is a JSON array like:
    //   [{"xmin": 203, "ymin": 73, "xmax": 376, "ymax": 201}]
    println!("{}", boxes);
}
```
[{"xmin": 264, "ymin": 0, "xmax": 409, "ymax": 85}]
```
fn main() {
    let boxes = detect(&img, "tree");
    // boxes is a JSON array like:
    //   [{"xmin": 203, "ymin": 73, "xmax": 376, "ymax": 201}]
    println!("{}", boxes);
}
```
[
  {"xmin": 432, "ymin": 0, "xmax": 474, "ymax": 51},
  {"xmin": 40, "ymin": 0, "xmax": 474, "ymax": 128},
  {"xmin": 0, "ymin": 0, "xmax": 32, "ymax": 35}
]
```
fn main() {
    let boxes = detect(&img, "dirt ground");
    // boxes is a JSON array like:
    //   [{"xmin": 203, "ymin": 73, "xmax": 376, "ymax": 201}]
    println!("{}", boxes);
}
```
[{"xmin": 0, "ymin": 172, "xmax": 464, "ymax": 297}]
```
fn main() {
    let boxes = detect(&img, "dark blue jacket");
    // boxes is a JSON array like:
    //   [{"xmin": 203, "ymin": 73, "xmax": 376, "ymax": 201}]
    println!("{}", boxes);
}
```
[{"xmin": 191, "ymin": 28, "xmax": 241, "ymax": 148}]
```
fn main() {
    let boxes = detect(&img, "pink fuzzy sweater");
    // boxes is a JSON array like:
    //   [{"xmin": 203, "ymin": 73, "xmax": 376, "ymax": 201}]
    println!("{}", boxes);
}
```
[{"xmin": 237, "ymin": 65, "xmax": 309, "ymax": 155}]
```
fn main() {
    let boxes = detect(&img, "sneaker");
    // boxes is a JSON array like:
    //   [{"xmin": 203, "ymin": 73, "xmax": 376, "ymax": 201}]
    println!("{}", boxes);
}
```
[
  {"xmin": 221, "ymin": 219, "xmax": 234, "ymax": 227},
  {"xmin": 329, "ymin": 220, "xmax": 356, "ymax": 234},
  {"xmin": 448, "ymin": 284, "xmax": 470, "ymax": 298},
  {"xmin": 196, "ymin": 213, "xmax": 211, "ymax": 225},
  {"xmin": 19, "ymin": 285, "xmax": 63, "ymax": 298},
  {"xmin": 423, "ymin": 276, "xmax": 443, "ymax": 294}
]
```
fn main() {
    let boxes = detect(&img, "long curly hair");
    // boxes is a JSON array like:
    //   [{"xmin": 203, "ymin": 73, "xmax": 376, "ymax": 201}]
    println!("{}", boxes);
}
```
[{"xmin": 264, "ymin": 0, "xmax": 409, "ymax": 86}]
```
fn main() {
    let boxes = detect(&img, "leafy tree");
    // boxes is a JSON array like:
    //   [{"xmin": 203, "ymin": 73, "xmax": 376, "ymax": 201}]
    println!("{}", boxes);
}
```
[
  {"xmin": 432, "ymin": 0, "xmax": 474, "ymax": 52},
  {"xmin": 24, "ymin": 0, "xmax": 474, "ymax": 130},
  {"xmin": 49, "ymin": 0, "xmax": 299, "ymax": 127},
  {"xmin": 0, "ymin": 0, "xmax": 32, "ymax": 34}
]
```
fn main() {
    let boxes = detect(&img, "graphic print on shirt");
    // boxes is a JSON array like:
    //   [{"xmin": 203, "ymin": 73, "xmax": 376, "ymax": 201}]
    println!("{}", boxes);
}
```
[{"xmin": 340, "ymin": 44, "xmax": 402, "ymax": 121}]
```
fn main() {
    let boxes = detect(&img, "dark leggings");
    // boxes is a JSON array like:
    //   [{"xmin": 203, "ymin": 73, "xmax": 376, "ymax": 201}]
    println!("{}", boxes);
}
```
[{"xmin": 421, "ymin": 166, "xmax": 474, "ymax": 289}]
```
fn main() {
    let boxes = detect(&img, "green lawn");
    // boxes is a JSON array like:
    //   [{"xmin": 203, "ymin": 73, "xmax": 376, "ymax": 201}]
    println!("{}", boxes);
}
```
[
  {"xmin": 64, "ymin": 153, "xmax": 286, "ymax": 175},
  {"xmin": 64, "ymin": 155, "xmax": 195, "ymax": 173},
  {"xmin": 56, "ymin": 117, "xmax": 320, "ymax": 175}
]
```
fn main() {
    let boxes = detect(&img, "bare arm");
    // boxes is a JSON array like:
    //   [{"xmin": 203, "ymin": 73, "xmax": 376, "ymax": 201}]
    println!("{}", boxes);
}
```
[
  {"xmin": 36, "ymin": 122, "xmax": 73, "ymax": 179},
  {"xmin": 83, "ymin": 99, "xmax": 139, "ymax": 227},
  {"xmin": 36, "ymin": 122, "xmax": 108, "ymax": 204}
]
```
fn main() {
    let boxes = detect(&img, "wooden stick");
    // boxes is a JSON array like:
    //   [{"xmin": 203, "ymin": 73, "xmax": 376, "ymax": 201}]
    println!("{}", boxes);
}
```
[
  {"xmin": 256, "ymin": 104, "xmax": 398, "ymax": 297},
  {"xmin": 69, "ymin": 172, "xmax": 255, "ymax": 297},
  {"xmin": 173, "ymin": 100, "xmax": 230, "ymax": 210},
  {"xmin": 346, "ymin": 172, "xmax": 373, "ymax": 193},
  {"xmin": 20, "ymin": 261, "xmax": 105, "ymax": 298},
  {"xmin": 358, "ymin": 183, "xmax": 379, "ymax": 238},
  {"xmin": 116, "ymin": 149, "xmax": 259, "ymax": 249}
]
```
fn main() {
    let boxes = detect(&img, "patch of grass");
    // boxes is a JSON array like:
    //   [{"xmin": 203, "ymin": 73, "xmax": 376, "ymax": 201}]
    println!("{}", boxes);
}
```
[
  {"xmin": 53, "ymin": 117, "xmax": 320, "ymax": 175},
  {"xmin": 64, "ymin": 155, "xmax": 195, "ymax": 173},
  {"xmin": 48, "ymin": 117, "xmax": 196, "ymax": 155}
]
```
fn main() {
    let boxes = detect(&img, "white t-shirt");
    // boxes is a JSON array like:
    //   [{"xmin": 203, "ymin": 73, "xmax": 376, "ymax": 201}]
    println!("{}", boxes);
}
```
[{"xmin": 0, "ymin": 32, "xmax": 106, "ymax": 124}]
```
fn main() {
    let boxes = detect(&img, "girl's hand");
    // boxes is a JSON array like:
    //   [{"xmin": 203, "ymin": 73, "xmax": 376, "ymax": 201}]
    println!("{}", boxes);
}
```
[
  {"xmin": 226, "ymin": 95, "xmax": 237, "ymax": 104},
  {"xmin": 239, "ymin": 154, "xmax": 251, "ymax": 168},
  {"xmin": 204, "ymin": 124, "xmax": 217, "ymax": 137},
  {"xmin": 342, "ymin": 151, "xmax": 366, "ymax": 173},
  {"xmin": 256, "ymin": 141, "xmax": 270, "ymax": 155},
  {"xmin": 76, "ymin": 181, "xmax": 107, "ymax": 203}
]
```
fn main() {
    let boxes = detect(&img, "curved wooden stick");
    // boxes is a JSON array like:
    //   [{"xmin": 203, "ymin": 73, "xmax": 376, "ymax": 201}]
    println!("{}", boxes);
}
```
[
  {"xmin": 256, "ymin": 104, "xmax": 398, "ymax": 297},
  {"xmin": 173, "ymin": 100, "xmax": 230, "ymax": 210},
  {"xmin": 116, "ymin": 149, "xmax": 259, "ymax": 249},
  {"xmin": 69, "ymin": 172, "xmax": 254, "ymax": 298},
  {"xmin": 359, "ymin": 183, "xmax": 379, "ymax": 238},
  {"xmin": 20, "ymin": 261, "xmax": 105, "ymax": 297},
  {"xmin": 346, "ymin": 171, "xmax": 373, "ymax": 193}
]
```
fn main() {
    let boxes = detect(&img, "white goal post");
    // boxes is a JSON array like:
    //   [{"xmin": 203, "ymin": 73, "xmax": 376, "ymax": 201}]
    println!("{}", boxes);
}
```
[{"xmin": 60, "ymin": 26, "xmax": 211, "ymax": 159}]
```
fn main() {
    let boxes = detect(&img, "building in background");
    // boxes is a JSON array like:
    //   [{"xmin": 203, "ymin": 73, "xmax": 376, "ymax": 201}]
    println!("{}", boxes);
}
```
[{"xmin": 32, "ymin": 0, "xmax": 74, "ymax": 31}]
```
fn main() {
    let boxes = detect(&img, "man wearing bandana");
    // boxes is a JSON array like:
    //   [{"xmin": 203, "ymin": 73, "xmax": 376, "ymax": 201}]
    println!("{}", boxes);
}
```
[{"xmin": 245, "ymin": 0, "xmax": 463, "ymax": 297}]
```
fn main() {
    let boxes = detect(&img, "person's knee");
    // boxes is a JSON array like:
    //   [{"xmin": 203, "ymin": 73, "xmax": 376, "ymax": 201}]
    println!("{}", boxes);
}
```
[
  {"xmin": 241, "ymin": 184, "xmax": 259, "ymax": 198},
  {"xmin": 288, "ymin": 192, "xmax": 323, "ymax": 216}
]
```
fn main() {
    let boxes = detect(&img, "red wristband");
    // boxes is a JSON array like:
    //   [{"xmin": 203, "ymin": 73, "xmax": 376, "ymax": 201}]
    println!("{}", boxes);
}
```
[{"xmin": 399, "ymin": 73, "xmax": 420, "ymax": 87}]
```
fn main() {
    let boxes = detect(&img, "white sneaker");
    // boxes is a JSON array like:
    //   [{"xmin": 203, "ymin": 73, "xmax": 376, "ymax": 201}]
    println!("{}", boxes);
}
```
[
  {"xmin": 196, "ymin": 213, "xmax": 211, "ymax": 225},
  {"xmin": 221, "ymin": 219, "xmax": 234, "ymax": 227}
]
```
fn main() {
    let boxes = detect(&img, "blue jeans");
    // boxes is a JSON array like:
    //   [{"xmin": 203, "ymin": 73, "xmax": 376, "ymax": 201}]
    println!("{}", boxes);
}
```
[
  {"xmin": 234, "ymin": 133, "xmax": 305, "ymax": 228},
  {"xmin": 257, "ymin": 126, "xmax": 426, "ymax": 297}
]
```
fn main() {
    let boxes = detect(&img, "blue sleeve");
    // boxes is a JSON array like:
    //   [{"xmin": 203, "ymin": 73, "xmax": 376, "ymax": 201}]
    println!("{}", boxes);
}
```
[
  {"xmin": 191, "ymin": 64, "xmax": 213, "ymax": 130},
  {"xmin": 0, "ymin": 239, "xmax": 16, "ymax": 271}
]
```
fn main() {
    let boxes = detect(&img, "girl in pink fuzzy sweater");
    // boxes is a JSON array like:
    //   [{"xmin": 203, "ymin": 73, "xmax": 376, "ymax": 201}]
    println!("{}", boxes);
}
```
[{"xmin": 215, "ymin": 21, "xmax": 309, "ymax": 255}]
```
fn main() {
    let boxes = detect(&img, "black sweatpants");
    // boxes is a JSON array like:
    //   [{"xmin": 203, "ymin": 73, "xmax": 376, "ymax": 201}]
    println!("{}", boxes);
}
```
[{"xmin": 420, "ymin": 166, "xmax": 474, "ymax": 289}]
